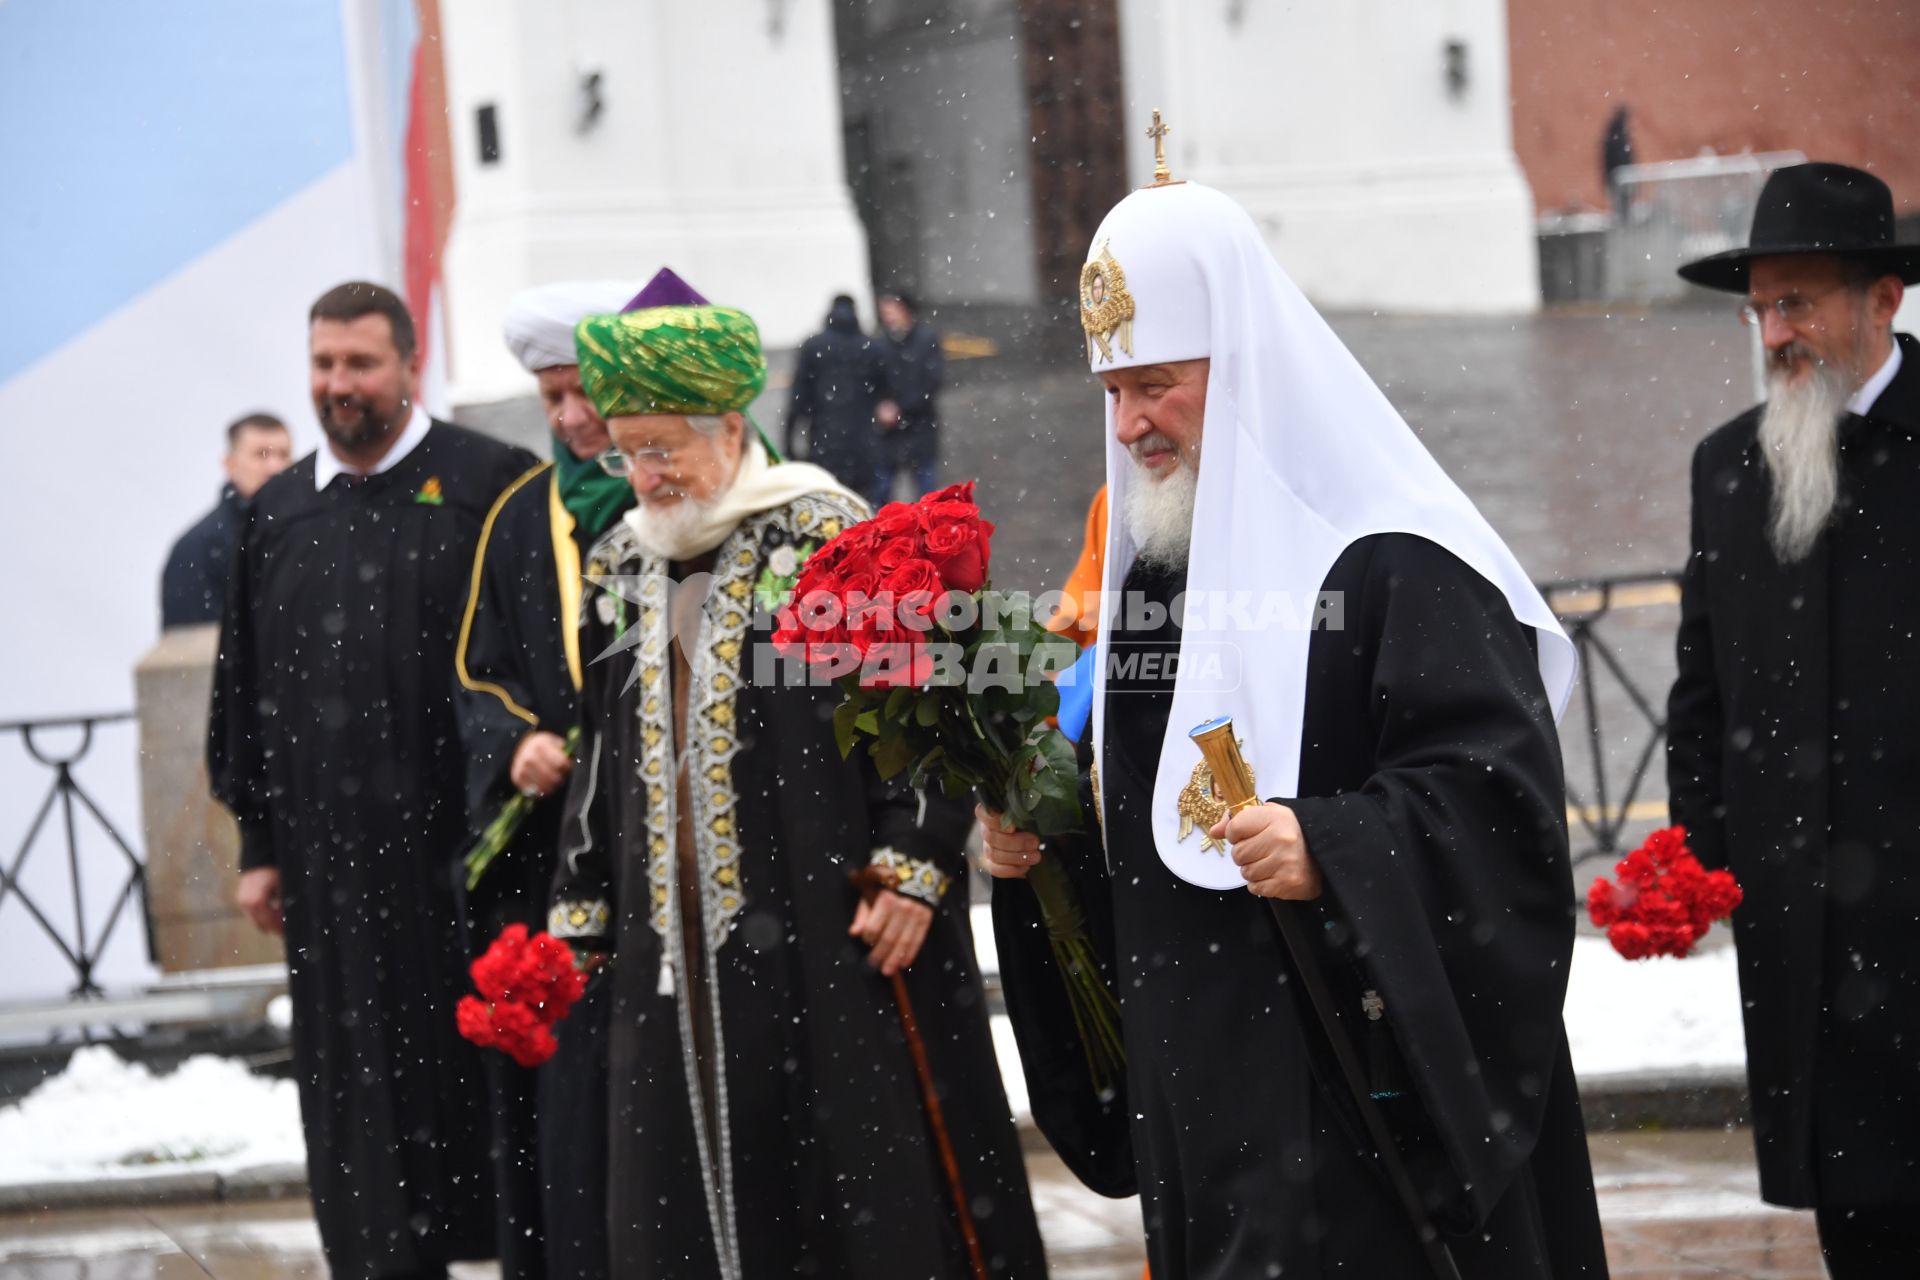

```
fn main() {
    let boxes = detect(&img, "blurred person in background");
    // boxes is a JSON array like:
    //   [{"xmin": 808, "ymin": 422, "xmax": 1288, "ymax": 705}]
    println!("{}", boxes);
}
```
[
  {"xmin": 870, "ymin": 288, "xmax": 944, "ymax": 506},
  {"xmin": 160, "ymin": 412, "xmax": 291, "ymax": 628},
  {"xmin": 1668, "ymin": 161, "xmax": 1920, "ymax": 1277},
  {"xmin": 783, "ymin": 292, "xmax": 887, "ymax": 492},
  {"xmin": 210, "ymin": 281, "xmax": 536, "ymax": 1280}
]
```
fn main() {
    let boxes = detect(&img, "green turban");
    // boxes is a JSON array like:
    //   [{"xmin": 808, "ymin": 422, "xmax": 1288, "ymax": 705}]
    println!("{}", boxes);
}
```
[{"xmin": 574, "ymin": 305, "xmax": 767, "ymax": 419}]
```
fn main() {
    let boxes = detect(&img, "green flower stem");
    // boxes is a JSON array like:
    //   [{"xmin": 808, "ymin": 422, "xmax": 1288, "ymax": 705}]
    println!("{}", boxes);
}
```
[
  {"xmin": 464, "ymin": 726, "xmax": 582, "ymax": 892},
  {"xmin": 1026, "ymin": 850, "xmax": 1126, "ymax": 1098}
]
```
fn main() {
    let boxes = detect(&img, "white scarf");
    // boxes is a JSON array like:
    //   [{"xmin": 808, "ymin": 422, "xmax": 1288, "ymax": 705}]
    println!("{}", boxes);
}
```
[
  {"xmin": 622, "ymin": 440, "xmax": 859, "ymax": 561},
  {"xmin": 1083, "ymin": 182, "xmax": 1577, "ymax": 891}
]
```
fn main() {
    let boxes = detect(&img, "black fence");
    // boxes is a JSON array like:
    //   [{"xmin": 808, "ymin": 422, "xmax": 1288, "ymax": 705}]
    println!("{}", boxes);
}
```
[
  {"xmin": 0, "ymin": 571, "xmax": 1685, "ymax": 1004},
  {"xmin": 0, "ymin": 713, "xmax": 148, "ymax": 999},
  {"xmin": 1540, "ymin": 572, "xmax": 1686, "ymax": 880}
]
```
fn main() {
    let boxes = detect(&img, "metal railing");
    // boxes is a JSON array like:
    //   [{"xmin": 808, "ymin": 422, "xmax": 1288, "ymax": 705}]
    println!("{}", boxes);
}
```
[
  {"xmin": 1606, "ymin": 151, "xmax": 1804, "ymax": 304},
  {"xmin": 0, "ymin": 712, "xmax": 148, "ymax": 998},
  {"xmin": 1540, "ymin": 572, "xmax": 1685, "ymax": 879}
]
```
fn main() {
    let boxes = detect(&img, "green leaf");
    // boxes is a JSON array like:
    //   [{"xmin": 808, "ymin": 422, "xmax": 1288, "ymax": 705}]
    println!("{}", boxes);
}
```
[
  {"xmin": 873, "ymin": 728, "xmax": 916, "ymax": 779},
  {"xmin": 884, "ymin": 685, "xmax": 913, "ymax": 723},
  {"xmin": 1017, "ymin": 729, "xmax": 1084, "ymax": 837},
  {"xmin": 913, "ymin": 693, "xmax": 942, "ymax": 728},
  {"xmin": 854, "ymin": 709, "xmax": 880, "ymax": 735},
  {"xmin": 833, "ymin": 700, "xmax": 860, "ymax": 759}
]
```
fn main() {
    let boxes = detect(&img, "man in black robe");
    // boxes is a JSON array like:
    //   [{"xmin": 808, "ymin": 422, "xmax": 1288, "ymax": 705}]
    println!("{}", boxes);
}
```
[
  {"xmin": 455, "ymin": 270, "xmax": 704, "ymax": 1279},
  {"xmin": 210, "ymin": 281, "xmax": 536, "ymax": 1280},
  {"xmin": 1667, "ymin": 162, "xmax": 1920, "ymax": 1275},
  {"xmin": 454, "ymin": 277, "xmax": 633, "ymax": 1280},
  {"xmin": 160, "ymin": 412, "xmax": 290, "ymax": 628},
  {"xmin": 982, "ymin": 164, "xmax": 1607, "ymax": 1278},
  {"xmin": 551, "ymin": 303, "xmax": 1046, "ymax": 1277}
]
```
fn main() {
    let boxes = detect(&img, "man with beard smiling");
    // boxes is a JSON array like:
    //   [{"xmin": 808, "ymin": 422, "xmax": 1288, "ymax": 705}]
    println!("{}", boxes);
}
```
[
  {"xmin": 1668, "ymin": 162, "xmax": 1920, "ymax": 1275},
  {"xmin": 210, "ymin": 281, "xmax": 536, "ymax": 1280}
]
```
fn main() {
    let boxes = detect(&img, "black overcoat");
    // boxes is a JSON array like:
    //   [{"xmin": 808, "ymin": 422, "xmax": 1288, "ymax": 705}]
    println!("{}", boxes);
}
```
[
  {"xmin": 783, "ymin": 299, "xmax": 886, "ymax": 485},
  {"xmin": 1667, "ymin": 331, "xmax": 1920, "ymax": 1208},
  {"xmin": 995, "ymin": 536, "xmax": 1608, "ymax": 1280}
]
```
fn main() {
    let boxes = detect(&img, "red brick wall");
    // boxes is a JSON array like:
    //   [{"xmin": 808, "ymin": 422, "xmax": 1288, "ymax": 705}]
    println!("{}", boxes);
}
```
[{"xmin": 1508, "ymin": 0, "xmax": 1920, "ymax": 215}]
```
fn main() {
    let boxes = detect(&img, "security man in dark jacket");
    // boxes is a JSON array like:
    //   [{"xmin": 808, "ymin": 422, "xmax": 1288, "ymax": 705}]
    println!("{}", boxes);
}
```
[
  {"xmin": 871, "ymin": 289, "xmax": 944, "ymax": 507},
  {"xmin": 160, "ymin": 413, "xmax": 291, "ymax": 628},
  {"xmin": 784, "ymin": 294, "xmax": 886, "ymax": 492}
]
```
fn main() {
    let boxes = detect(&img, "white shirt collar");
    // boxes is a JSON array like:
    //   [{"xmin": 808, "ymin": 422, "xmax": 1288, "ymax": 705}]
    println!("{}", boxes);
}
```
[
  {"xmin": 314, "ymin": 403, "xmax": 434, "ymax": 490},
  {"xmin": 1847, "ymin": 341, "xmax": 1903, "ymax": 418}
]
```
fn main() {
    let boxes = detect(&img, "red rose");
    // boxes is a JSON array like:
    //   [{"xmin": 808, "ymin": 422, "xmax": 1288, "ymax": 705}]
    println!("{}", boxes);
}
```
[
  {"xmin": 875, "ymin": 534, "xmax": 924, "ymax": 575},
  {"xmin": 860, "ymin": 638, "xmax": 935, "ymax": 690},
  {"xmin": 916, "ymin": 505, "xmax": 993, "ymax": 593},
  {"xmin": 919, "ymin": 481, "xmax": 976, "ymax": 506},
  {"xmin": 872, "ymin": 503, "xmax": 920, "ymax": 539}
]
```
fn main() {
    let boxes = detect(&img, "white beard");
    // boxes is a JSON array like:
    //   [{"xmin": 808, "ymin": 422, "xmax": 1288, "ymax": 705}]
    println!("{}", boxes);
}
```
[
  {"xmin": 627, "ymin": 486, "xmax": 729, "ymax": 561},
  {"xmin": 1757, "ymin": 356, "xmax": 1851, "ymax": 565},
  {"xmin": 1123, "ymin": 447, "xmax": 1199, "ymax": 572}
]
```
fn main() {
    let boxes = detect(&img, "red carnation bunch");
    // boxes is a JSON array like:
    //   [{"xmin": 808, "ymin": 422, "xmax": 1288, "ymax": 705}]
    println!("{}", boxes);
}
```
[
  {"xmin": 772, "ymin": 481, "xmax": 994, "ymax": 690},
  {"xmin": 1587, "ymin": 826, "xmax": 1743, "ymax": 960},
  {"xmin": 455, "ymin": 924, "xmax": 589, "ymax": 1067}
]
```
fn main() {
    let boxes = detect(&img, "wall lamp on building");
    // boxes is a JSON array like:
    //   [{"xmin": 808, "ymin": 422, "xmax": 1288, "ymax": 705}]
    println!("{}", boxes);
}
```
[{"xmin": 1444, "ymin": 38, "xmax": 1469, "ymax": 97}]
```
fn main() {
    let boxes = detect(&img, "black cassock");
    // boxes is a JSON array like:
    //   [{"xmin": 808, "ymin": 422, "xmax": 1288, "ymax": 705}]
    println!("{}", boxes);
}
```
[
  {"xmin": 210, "ymin": 421, "xmax": 535, "ymax": 1280},
  {"xmin": 549, "ymin": 491, "xmax": 1046, "ymax": 1279},
  {"xmin": 1668, "ymin": 332, "xmax": 1920, "ymax": 1209},
  {"xmin": 995, "ymin": 535, "xmax": 1608, "ymax": 1280},
  {"xmin": 454, "ymin": 461, "xmax": 626, "ymax": 1280}
]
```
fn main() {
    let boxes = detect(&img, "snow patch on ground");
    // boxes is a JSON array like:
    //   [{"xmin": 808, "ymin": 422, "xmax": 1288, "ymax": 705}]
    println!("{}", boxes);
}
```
[
  {"xmin": 0, "ymin": 1046, "xmax": 304, "ymax": 1185},
  {"xmin": 1565, "ymin": 935, "xmax": 1746, "ymax": 1079},
  {"xmin": 0, "ymin": 927, "xmax": 1747, "ymax": 1188}
]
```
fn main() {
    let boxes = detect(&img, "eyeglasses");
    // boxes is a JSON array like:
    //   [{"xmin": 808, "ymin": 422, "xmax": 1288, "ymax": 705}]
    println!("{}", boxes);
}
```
[
  {"xmin": 1738, "ymin": 281, "xmax": 1854, "ymax": 328},
  {"xmin": 596, "ymin": 447, "xmax": 676, "ymax": 478}
]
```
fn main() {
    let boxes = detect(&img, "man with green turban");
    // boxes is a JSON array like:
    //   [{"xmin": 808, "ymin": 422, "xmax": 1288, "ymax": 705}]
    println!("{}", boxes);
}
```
[
  {"xmin": 456, "ymin": 268, "xmax": 708, "ymax": 1280},
  {"xmin": 551, "ymin": 303, "xmax": 1046, "ymax": 1277}
]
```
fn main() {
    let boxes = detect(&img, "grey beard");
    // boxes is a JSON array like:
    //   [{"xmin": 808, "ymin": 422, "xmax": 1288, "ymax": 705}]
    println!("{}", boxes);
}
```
[
  {"xmin": 1123, "ymin": 456, "xmax": 1197, "ymax": 572},
  {"xmin": 1757, "ymin": 359, "xmax": 1851, "ymax": 564},
  {"xmin": 628, "ymin": 490, "xmax": 724, "ymax": 561}
]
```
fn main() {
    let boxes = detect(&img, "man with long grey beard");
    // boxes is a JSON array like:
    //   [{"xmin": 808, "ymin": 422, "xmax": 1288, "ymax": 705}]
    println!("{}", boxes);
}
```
[{"xmin": 1667, "ymin": 162, "xmax": 1920, "ymax": 1276}]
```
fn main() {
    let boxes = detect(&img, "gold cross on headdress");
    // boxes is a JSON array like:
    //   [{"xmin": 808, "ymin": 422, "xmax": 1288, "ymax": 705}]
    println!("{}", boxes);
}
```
[{"xmin": 1146, "ymin": 109, "xmax": 1182, "ymax": 188}]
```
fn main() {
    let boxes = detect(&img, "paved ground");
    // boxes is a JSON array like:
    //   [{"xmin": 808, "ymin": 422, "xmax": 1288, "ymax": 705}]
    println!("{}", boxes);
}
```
[{"xmin": 0, "ymin": 1130, "xmax": 1823, "ymax": 1277}]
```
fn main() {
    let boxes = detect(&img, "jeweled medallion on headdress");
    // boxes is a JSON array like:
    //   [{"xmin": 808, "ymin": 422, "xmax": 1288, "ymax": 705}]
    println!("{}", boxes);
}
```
[{"xmin": 1080, "ymin": 241, "xmax": 1136, "ymax": 365}]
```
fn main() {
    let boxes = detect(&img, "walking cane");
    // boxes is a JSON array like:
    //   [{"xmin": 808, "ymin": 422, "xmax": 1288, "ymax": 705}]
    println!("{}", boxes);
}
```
[
  {"xmin": 851, "ymin": 866, "xmax": 992, "ymax": 1280},
  {"xmin": 1191, "ymin": 719, "xmax": 1464, "ymax": 1280}
]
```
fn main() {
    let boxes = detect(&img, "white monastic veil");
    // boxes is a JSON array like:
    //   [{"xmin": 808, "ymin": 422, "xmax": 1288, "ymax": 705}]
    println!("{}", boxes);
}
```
[{"xmin": 1084, "ymin": 181, "xmax": 1577, "ymax": 890}]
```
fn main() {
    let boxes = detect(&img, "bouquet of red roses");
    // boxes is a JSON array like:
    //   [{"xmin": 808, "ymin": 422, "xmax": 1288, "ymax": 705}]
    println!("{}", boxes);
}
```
[
  {"xmin": 772, "ymin": 481, "xmax": 1124, "ymax": 1091},
  {"xmin": 1586, "ymin": 825, "xmax": 1743, "ymax": 960},
  {"xmin": 455, "ymin": 924, "xmax": 589, "ymax": 1067}
]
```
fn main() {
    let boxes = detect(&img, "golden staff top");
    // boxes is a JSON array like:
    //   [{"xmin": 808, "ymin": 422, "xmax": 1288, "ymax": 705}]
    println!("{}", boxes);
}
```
[
  {"xmin": 1146, "ymin": 109, "xmax": 1183, "ymax": 188},
  {"xmin": 1190, "ymin": 717, "xmax": 1258, "ymax": 814}
]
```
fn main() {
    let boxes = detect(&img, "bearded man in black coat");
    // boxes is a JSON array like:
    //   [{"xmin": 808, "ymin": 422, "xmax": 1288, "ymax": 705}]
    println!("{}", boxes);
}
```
[{"xmin": 1667, "ymin": 162, "xmax": 1920, "ymax": 1276}]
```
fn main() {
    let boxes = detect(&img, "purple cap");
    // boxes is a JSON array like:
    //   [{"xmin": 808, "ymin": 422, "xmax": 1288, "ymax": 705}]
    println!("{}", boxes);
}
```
[{"xmin": 622, "ymin": 267, "xmax": 708, "ymax": 312}]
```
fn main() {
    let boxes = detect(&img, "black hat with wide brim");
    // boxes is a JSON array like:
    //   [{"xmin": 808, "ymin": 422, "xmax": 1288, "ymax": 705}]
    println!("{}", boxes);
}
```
[{"xmin": 1677, "ymin": 161, "xmax": 1920, "ymax": 293}]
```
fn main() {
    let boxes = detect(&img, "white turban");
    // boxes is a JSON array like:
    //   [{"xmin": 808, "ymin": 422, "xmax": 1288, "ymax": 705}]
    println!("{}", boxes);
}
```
[{"xmin": 501, "ymin": 280, "xmax": 638, "ymax": 373}]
